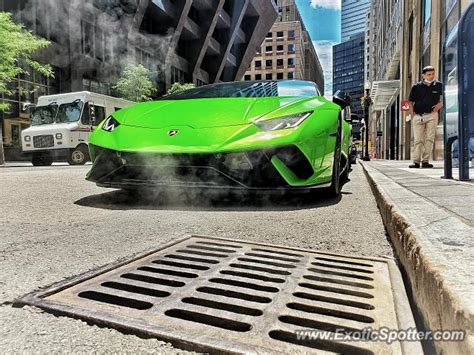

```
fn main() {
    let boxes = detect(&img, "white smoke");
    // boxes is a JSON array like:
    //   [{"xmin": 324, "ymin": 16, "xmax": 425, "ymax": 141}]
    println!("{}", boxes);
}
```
[{"xmin": 16, "ymin": 0, "xmax": 173, "ymax": 90}]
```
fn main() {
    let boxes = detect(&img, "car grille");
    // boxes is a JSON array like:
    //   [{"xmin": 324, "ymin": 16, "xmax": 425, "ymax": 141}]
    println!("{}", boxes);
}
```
[{"xmin": 33, "ymin": 135, "xmax": 54, "ymax": 148}]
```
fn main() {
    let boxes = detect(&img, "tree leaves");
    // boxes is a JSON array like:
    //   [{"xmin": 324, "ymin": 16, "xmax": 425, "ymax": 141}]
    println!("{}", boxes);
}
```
[
  {"xmin": 113, "ymin": 64, "xmax": 156, "ymax": 102},
  {"xmin": 0, "ymin": 12, "xmax": 54, "ymax": 111}
]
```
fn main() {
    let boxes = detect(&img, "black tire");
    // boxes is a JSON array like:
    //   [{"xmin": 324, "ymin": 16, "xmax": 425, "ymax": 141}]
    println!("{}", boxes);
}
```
[
  {"xmin": 67, "ymin": 146, "xmax": 89, "ymax": 165},
  {"xmin": 325, "ymin": 117, "xmax": 343, "ymax": 197},
  {"xmin": 32, "ymin": 153, "xmax": 53, "ymax": 166}
]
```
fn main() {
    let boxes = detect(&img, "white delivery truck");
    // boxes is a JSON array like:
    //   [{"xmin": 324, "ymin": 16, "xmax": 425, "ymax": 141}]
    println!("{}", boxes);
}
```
[{"xmin": 21, "ymin": 91, "xmax": 133, "ymax": 166}]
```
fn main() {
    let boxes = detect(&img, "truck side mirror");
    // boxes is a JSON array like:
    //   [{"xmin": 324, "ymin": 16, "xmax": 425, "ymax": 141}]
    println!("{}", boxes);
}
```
[{"xmin": 88, "ymin": 102, "xmax": 96, "ymax": 125}]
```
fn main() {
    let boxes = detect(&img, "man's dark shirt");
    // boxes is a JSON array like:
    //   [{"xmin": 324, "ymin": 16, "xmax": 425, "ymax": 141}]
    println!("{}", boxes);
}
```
[{"xmin": 408, "ymin": 80, "xmax": 444, "ymax": 115}]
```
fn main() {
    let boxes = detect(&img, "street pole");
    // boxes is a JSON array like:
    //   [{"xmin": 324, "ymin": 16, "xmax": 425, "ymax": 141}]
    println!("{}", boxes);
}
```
[{"xmin": 362, "ymin": 87, "xmax": 371, "ymax": 161}]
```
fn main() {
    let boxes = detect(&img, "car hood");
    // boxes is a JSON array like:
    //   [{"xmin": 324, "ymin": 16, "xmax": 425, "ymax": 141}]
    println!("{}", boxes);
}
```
[{"xmin": 116, "ymin": 97, "xmax": 305, "ymax": 129}]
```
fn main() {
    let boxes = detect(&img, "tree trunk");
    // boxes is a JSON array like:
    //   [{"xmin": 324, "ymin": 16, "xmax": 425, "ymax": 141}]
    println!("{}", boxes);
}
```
[{"xmin": 0, "ymin": 125, "xmax": 5, "ymax": 165}]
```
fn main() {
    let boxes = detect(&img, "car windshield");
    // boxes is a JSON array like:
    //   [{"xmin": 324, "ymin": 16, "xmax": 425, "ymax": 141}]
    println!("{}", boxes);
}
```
[
  {"xmin": 161, "ymin": 80, "xmax": 320, "ymax": 100},
  {"xmin": 31, "ymin": 105, "xmax": 58, "ymax": 125},
  {"xmin": 56, "ymin": 100, "xmax": 84, "ymax": 123}
]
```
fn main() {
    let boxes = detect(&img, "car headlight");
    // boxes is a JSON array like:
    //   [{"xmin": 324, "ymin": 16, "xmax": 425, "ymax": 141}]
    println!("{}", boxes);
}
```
[
  {"xmin": 254, "ymin": 111, "xmax": 313, "ymax": 131},
  {"xmin": 24, "ymin": 135, "xmax": 31, "ymax": 142},
  {"xmin": 102, "ymin": 116, "xmax": 120, "ymax": 132},
  {"xmin": 55, "ymin": 133, "xmax": 62, "ymax": 140}
]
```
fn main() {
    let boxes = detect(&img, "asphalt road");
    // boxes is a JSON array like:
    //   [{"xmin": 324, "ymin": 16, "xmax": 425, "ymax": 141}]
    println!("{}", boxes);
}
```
[{"xmin": 0, "ymin": 163, "xmax": 393, "ymax": 353}]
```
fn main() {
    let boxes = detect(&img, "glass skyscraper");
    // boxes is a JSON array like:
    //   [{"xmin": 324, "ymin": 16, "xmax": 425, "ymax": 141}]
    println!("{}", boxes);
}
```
[
  {"xmin": 341, "ymin": 0, "xmax": 371, "ymax": 42},
  {"xmin": 332, "ymin": 33, "xmax": 365, "ymax": 118}
]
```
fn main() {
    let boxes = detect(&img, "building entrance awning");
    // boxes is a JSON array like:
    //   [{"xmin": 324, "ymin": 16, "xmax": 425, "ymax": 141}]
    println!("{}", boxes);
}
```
[{"xmin": 370, "ymin": 80, "xmax": 400, "ymax": 111}]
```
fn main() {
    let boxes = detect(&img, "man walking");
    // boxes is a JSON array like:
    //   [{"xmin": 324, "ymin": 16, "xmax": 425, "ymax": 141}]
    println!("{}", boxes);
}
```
[{"xmin": 408, "ymin": 66, "xmax": 444, "ymax": 168}]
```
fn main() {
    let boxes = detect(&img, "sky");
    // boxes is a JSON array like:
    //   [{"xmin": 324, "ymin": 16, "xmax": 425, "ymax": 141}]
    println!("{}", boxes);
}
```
[{"xmin": 295, "ymin": 0, "xmax": 341, "ymax": 96}]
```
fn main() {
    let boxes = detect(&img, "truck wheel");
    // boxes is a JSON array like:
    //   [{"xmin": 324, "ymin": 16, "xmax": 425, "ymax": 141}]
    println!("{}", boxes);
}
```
[
  {"xmin": 67, "ymin": 146, "xmax": 89, "ymax": 165},
  {"xmin": 32, "ymin": 153, "xmax": 53, "ymax": 166}
]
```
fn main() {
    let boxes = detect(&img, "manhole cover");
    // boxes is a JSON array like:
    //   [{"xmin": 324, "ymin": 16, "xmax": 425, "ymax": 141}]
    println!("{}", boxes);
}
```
[{"xmin": 17, "ymin": 236, "xmax": 421, "ymax": 354}]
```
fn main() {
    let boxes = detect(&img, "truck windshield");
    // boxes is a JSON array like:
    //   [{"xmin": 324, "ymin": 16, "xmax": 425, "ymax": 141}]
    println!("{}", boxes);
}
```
[
  {"xmin": 31, "ymin": 100, "xmax": 84, "ymax": 125},
  {"xmin": 31, "ymin": 105, "xmax": 58, "ymax": 125},
  {"xmin": 56, "ymin": 101, "xmax": 84, "ymax": 123}
]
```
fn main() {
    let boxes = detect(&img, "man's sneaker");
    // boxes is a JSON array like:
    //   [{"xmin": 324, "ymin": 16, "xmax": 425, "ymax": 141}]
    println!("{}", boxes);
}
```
[
  {"xmin": 422, "ymin": 162, "xmax": 434, "ymax": 168},
  {"xmin": 409, "ymin": 162, "xmax": 420, "ymax": 168}
]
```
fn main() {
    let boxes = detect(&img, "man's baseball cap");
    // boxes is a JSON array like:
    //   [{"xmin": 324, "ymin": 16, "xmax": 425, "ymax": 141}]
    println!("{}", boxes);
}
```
[{"xmin": 422, "ymin": 65, "xmax": 435, "ymax": 73}]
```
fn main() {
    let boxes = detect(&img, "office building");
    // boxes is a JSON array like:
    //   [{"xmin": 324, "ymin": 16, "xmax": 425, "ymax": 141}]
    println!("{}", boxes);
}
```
[{"xmin": 341, "ymin": 0, "xmax": 371, "ymax": 42}]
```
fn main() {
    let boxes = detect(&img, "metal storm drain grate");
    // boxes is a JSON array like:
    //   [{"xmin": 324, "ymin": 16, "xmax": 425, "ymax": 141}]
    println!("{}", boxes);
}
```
[{"xmin": 17, "ymin": 236, "xmax": 421, "ymax": 354}]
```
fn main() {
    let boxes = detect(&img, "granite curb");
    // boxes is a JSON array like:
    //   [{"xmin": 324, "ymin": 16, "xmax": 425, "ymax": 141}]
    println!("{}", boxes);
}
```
[{"xmin": 360, "ymin": 160, "xmax": 474, "ymax": 355}]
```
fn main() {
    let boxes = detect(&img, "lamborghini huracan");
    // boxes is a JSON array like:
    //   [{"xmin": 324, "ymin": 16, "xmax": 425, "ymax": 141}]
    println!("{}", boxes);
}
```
[{"xmin": 86, "ymin": 80, "xmax": 353, "ymax": 196}]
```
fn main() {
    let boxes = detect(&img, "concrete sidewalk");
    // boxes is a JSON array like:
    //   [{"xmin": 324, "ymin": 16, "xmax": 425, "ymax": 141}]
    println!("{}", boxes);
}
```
[{"xmin": 360, "ymin": 160, "xmax": 473, "ymax": 354}]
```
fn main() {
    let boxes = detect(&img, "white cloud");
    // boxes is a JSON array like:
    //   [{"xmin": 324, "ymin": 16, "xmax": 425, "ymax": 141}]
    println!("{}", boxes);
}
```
[
  {"xmin": 310, "ymin": 0, "xmax": 341, "ymax": 10},
  {"xmin": 313, "ymin": 40, "xmax": 338, "ymax": 97}
]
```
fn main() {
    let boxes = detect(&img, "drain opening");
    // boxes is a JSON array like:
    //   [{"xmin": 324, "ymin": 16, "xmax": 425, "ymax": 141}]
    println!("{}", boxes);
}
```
[
  {"xmin": 209, "ymin": 278, "xmax": 279, "ymax": 293},
  {"xmin": 308, "ymin": 268, "xmax": 374, "ymax": 281},
  {"xmin": 311, "ymin": 262, "xmax": 374, "ymax": 274},
  {"xmin": 101, "ymin": 282, "xmax": 171, "ymax": 298},
  {"xmin": 182, "ymin": 297, "xmax": 263, "ymax": 316},
  {"xmin": 278, "ymin": 315, "xmax": 361, "ymax": 333},
  {"xmin": 244, "ymin": 252, "xmax": 300, "ymax": 263},
  {"xmin": 303, "ymin": 275, "xmax": 374, "ymax": 289},
  {"xmin": 299, "ymin": 283, "xmax": 374, "ymax": 299},
  {"xmin": 186, "ymin": 245, "xmax": 237, "ymax": 254},
  {"xmin": 78, "ymin": 291, "xmax": 153, "ymax": 310},
  {"xmin": 293, "ymin": 292, "xmax": 375, "ymax": 310},
  {"xmin": 195, "ymin": 241, "xmax": 243, "ymax": 249},
  {"xmin": 164, "ymin": 254, "xmax": 220, "ymax": 264},
  {"xmin": 237, "ymin": 257, "xmax": 297, "ymax": 269},
  {"xmin": 165, "ymin": 309, "xmax": 252, "ymax": 332},
  {"xmin": 121, "ymin": 273, "xmax": 185, "ymax": 287},
  {"xmin": 220, "ymin": 270, "xmax": 286, "ymax": 284},
  {"xmin": 269, "ymin": 330, "xmax": 374, "ymax": 355},
  {"xmin": 197, "ymin": 286, "xmax": 272, "ymax": 303},
  {"xmin": 152, "ymin": 260, "xmax": 210, "ymax": 271},
  {"xmin": 315, "ymin": 257, "xmax": 374, "ymax": 268},
  {"xmin": 137, "ymin": 266, "xmax": 198, "ymax": 278},
  {"xmin": 287, "ymin": 302, "xmax": 375, "ymax": 323},
  {"xmin": 229, "ymin": 263, "xmax": 291, "ymax": 275},
  {"xmin": 176, "ymin": 249, "xmax": 228, "ymax": 258},
  {"xmin": 251, "ymin": 248, "xmax": 304, "ymax": 258}
]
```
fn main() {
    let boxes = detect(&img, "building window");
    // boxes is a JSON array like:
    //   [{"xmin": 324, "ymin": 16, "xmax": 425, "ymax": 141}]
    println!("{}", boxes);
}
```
[
  {"xmin": 277, "ymin": 45, "xmax": 284, "ymax": 51},
  {"xmin": 265, "ymin": 46, "xmax": 272, "ymax": 52},
  {"xmin": 255, "ymin": 60, "xmax": 262, "ymax": 68},
  {"xmin": 266, "ymin": 73, "xmax": 272, "ymax": 80},
  {"xmin": 277, "ymin": 73, "xmax": 283, "ymax": 80},
  {"xmin": 288, "ymin": 57, "xmax": 295, "ymax": 66},
  {"xmin": 266, "ymin": 32, "xmax": 272, "ymax": 38},
  {"xmin": 287, "ymin": 72, "xmax": 294, "ymax": 79},
  {"xmin": 288, "ymin": 30, "xmax": 295, "ymax": 39},
  {"xmin": 276, "ymin": 31, "xmax": 283, "ymax": 37},
  {"xmin": 266, "ymin": 59, "xmax": 272, "ymax": 68},
  {"xmin": 288, "ymin": 44, "xmax": 295, "ymax": 53},
  {"xmin": 277, "ymin": 59, "xmax": 283, "ymax": 67},
  {"xmin": 136, "ymin": 47, "xmax": 153, "ymax": 70},
  {"xmin": 423, "ymin": 0, "xmax": 432, "ymax": 25},
  {"xmin": 255, "ymin": 74, "xmax": 262, "ymax": 80},
  {"xmin": 244, "ymin": 74, "xmax": 251, "ymax": 81}
]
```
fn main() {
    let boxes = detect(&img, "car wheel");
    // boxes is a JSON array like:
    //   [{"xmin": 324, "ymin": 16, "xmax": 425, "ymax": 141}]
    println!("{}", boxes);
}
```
[
  {"xmin": 325, "ymin": 118, "xmax": 343, "ymax": 197},
  {"xmin": 32, "ymin": 153, "xmax": 53, "ymax": 166},
  {"xmin": 67, "ymin": 146, "xmax": 89, "ymax": 165}
]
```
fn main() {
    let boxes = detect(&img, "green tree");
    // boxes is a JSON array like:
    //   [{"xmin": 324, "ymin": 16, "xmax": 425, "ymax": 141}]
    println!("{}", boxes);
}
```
[
  {"xmin": 113, "ymin": 64, "xmax": 156, "ymax": 102},
  {"xmin": 0, "ymin": 12, "xmax": 53, "ymax": 164},
  {"xmin": 167, "ymin": 82, "xmax": 196, "ymax": 95}
]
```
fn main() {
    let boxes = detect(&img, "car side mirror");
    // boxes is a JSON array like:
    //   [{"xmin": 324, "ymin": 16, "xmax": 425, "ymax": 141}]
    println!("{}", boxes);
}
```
[
  {"xmin": 333, "ymin": 90, "xmax": 351, "ymax": 109},
  {"xmin": 349, "ymin": 114, "xmax": 360, "ymax": 124}
]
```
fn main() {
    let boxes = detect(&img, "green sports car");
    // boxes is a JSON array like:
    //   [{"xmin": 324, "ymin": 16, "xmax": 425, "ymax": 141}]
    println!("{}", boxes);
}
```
[{"xmin": 86, "ymin": 80, "xmax": 353, "ymax": 196}]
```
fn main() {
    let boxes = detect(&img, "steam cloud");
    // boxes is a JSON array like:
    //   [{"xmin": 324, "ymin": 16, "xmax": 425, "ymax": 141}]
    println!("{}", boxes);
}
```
[{"xmin": 16, "ymin": 0, "xmax": 173, "ymax": 87}]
